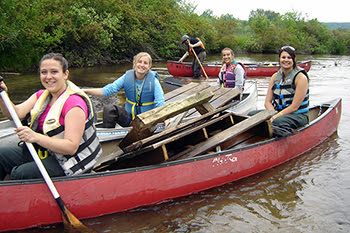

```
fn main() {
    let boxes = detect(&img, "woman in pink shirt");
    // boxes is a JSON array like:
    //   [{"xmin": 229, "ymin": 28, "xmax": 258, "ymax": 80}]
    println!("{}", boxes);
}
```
[{"xmin": 0, "ymin": 53, "xmax": 101, "ymax": 180}]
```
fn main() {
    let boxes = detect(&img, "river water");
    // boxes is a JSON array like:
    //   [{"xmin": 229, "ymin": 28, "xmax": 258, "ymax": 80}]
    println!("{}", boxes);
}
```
[{"xmin": 3, "ymin": 54, "xmax": 350, "ymax": 232}]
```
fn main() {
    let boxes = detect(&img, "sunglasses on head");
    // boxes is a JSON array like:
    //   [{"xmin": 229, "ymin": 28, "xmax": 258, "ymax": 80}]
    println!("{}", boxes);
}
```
[{"xmin": 281, "ymin": 46, "xmax": 295, "ymax": 51}]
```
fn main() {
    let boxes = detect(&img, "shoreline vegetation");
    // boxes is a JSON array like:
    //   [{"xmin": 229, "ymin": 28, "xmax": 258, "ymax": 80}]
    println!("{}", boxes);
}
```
[{"xmin": 1, "ymin": 0, "xmax": 350, "ymax": 72}]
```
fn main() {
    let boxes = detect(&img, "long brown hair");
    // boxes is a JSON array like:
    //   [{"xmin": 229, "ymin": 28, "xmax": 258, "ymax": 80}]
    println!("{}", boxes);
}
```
[{"xmin": 279, "ymin": 46, "xmax": 296, "ymax": 68}]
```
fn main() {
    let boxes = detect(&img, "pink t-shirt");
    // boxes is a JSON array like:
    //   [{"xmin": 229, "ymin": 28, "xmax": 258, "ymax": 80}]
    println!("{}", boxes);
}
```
[{"xmin": 36, "ymin": 90, "xmax": 88, "ymax": 131}]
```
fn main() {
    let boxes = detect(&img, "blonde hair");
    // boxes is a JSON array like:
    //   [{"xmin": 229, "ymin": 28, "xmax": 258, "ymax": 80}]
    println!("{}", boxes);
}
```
[{"xmin": 133, "ymin": 52, "xmax": 152, "ymax": 69}]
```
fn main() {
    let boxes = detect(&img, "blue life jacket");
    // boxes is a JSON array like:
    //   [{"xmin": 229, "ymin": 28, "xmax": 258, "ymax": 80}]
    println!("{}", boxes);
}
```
[
  {"xmin": 272, "ymin": 67, "xmax": 309, "ymax": 114},
  {"xmin": 124, "ymin": 70, "xmax": 158, "ymax": 119}
]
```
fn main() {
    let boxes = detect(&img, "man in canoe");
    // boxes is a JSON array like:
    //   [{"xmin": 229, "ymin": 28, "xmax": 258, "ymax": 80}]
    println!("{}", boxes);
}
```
[
  {"xmin": 84, "ymin": 52, "xmax": 167, "ymax": 128},
  {"xmin": 0, "ymin": 53, "xmax": 102, "ymax": 180},
  {"xmin": 218, "ymin": 47, "xmax": 246, "ymax": 91},
  {"xmin": 178, "ymin": 35, "xmax": 206, "ymax": 78},
  {"xmin": 249, "ymin": 46, "xmax": 309, "ymax": 136}
]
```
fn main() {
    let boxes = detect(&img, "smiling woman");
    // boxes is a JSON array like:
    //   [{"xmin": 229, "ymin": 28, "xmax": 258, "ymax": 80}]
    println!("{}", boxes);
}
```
[
  {"xmin": 0, "ymin": 53, "xmax": 102, "ymax": 180},
  {"xmin": 83, "ymin": 52, "xmax": 166, "ymax": 128},
  {"xmin": 248, "ymin": 46, "xmax": 309, "ymax": 135}
]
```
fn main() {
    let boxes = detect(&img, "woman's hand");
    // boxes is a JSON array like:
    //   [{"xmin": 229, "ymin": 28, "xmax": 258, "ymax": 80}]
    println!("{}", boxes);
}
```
[
  {"xmin": 270, "ymin": 113, "xmax": 281, "ymax": 122},
  {"xmin": 15, "ymin": 126, "xmax": 39, "ymax": 143},
  {"xmin": 0, "ymin": 81, "xmax": 8, "ymax": 93}
]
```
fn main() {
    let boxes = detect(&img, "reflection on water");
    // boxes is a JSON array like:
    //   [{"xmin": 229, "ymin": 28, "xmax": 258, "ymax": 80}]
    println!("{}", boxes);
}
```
[{"xmin": 3, "ymin": 54, "xmax": 350, "ymax": 232}]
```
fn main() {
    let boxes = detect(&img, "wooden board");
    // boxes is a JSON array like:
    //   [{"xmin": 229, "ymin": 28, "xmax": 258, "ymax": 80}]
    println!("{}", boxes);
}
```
[
  {"xmin": 185, "ymin": 86, "xmax": 241, "ymax": 118},
  {"xmin": 171, "ymin": 110, "xmax": 276, "ymax": 160}
]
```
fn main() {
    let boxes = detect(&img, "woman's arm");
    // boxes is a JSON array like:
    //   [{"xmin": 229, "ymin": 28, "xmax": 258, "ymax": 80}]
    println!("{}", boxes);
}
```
[
  {"xmin": 83, "ymin": 88, "xmax": 103, "ymax": 96},
  {"xmin": 284, "ymin": 73, "xmax": 308, "ymax": 113},
  {"xmin": 234, "ymin": 65, "xmax": 245, "ymax": 91},
  {"xmin": 268, "ymin": 72, "xmax": 308, "ymax": 122},
  {"xmin": 264, "ymin": 74, "xmax": 276, "ymax": 111},
  {"xmin": 154, "ymin": 79, "xmax": 166, "ymax": 108},
  {"xmin": 16, "ymin": 106, "xmax": 86, "ymax": 155}
]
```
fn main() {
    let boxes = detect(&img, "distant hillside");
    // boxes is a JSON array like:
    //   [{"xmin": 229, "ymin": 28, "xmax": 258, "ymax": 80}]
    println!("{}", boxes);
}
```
[{"xmin": 323, "ymin": 22, "xmax": 350, "ymax": 30}]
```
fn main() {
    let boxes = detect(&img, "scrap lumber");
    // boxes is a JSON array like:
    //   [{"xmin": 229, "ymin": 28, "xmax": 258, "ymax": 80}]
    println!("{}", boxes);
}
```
[
  {"xmin": 171, "ymin": 110, "xmax": 276, "ymax": 160},
  {"xmin": 122, "ymin": 101, "xmax": 240, "ymax": 153},
  {"xmin": 118, "ymin": 88, "xmax": 215, "ymax": 150},
  {"xmin": 107, "ymin": 110, "xmax": 275, "ymax": 169}
]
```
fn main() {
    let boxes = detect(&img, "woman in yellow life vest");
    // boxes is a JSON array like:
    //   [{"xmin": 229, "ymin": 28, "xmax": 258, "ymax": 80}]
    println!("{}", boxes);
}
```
[{"xmin": 0, "ymin": 53, "xmax": 101, "ymax": 180}]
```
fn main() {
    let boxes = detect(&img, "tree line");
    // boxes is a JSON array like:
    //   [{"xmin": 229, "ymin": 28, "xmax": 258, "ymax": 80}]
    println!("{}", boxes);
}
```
[{"xmin": 1, "ymin": 0, "xmax": 349, "ymax": 71}]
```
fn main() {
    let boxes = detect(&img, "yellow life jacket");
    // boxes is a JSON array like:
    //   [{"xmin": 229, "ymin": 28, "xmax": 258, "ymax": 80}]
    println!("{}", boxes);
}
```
[{"xmin": 29, "ymin": 81, "xmax": 102, "ymax": 176}]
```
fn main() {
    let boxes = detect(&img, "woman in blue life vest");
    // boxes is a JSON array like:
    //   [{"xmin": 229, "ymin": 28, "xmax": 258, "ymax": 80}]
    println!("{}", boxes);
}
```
[
  {"xmin": 178, "ymin": 35, "xmax": 206, "ymax": 78},
  {"xmin": 84, "ymin": 52, "xmax": 166, "ymax": 128},
  {"xmin": 218, "ymin": 47, "xmax": 246, "ymax": 91},
  {"xmin": 249, "ymin": 46, "xmax": 309, "ymax": 136},
  {"xmin": 0, "ymin": 53, "xmax": 101, "ymax": 180}
]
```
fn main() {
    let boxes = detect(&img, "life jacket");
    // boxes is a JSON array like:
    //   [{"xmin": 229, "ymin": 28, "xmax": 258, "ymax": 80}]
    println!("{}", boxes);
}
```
[
  {"xmin": 29, "ymin": 81, "xmax": 102, "ymax": 176},
  {"xmin": 272, "ymin": 67, "xmax": 309, "ymax": 114},
  {"xmin": 188, "ymin": 38, "xmax": 205, "ymax": 56},
  {"xmin": 219, "ymin": 61, "xmax": 246, "ymax": 89},
  {"xmin": 124, "ymin": 70, "xmax": 158, "ymax": 120}
]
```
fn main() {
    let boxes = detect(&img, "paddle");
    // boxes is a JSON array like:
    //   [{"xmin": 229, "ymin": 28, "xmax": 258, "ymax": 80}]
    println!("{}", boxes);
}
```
[
  {"xmin": 187, "ymin": 39, "xmax": 208, "ymax": 79},
  {"xmin": 0, "ymin": 77, "xmax": 95, "ymax": 233},
  {"xmin": 162, "ymin": 76, "xmax": 187, "ymax": 90}
]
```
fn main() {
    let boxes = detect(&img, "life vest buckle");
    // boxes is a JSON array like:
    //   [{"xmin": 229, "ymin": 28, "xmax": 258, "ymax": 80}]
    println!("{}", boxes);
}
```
[{"xmin": 38, "ymin": 149, "xmax": 49, "ymax": 159}]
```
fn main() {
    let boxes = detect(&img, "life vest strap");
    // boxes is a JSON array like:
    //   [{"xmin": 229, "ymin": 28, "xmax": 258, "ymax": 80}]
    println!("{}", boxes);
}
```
[{"xmin": 126, "ymin": 98, "xmax": 155, "ymax": 119}]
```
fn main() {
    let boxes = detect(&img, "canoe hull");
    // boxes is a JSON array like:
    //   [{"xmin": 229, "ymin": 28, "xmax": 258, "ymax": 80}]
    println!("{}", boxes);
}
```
[
  {"xmin": 167, "ymin": 60, "xmax": 312, "ymax": 77},
  {"xmin": 0, "ymin": 98, "xmax": 341, "ymax": 232}
]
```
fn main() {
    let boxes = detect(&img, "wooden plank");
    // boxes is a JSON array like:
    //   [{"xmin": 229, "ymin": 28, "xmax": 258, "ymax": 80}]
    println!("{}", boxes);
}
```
[
  {"xmin": 211, "ymin": 88, "xmax": 241, "ymax": 107},
  {"xmin": 162, "ymin": 145, "xmax": 169, "ymax": 160},
  {"xmin": 194, "ymin": 102, "xmax": 216, "ymax": 115},
  {"xmin": 166, "ymin": 111, "xmax": 188, "ymax": 129},
  {"xmin": 171, "ymin": 110, "xmax": 276, "ymax": 160},
  {"xmin": 164, "ymin": 82, "xmax": 209, "ymax": 102},
  {"xmin": 164, "ymin": 82, "xmax": 199, "ymax": 101},
  {"xmin": 119, "ymin": 88, "xmax": 215, "ymax": 150},
  {"xmin": 133, "ymin": 88, "xmax": 214, "ymax": 129},
  {"xmin": 185, "ymin": 86, "xmax": 241, "ymax": 118}
]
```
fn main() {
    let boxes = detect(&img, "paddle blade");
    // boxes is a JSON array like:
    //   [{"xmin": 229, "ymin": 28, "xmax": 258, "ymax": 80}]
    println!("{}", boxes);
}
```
[
  {"xmin": 61, "ymin": 206, "xmax": 96, "ymax": 233},
  {"xmin": 56, "ymin": 197, "xmax": 96, "ymax": 233}
]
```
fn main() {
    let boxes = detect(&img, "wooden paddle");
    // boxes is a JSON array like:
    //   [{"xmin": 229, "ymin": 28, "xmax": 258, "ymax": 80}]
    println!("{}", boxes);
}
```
[
  {"xmin": 162, "ymin": 76, "xmax": 187, "ymax": 90},
  {"xmin": 0, "ymin": 77, "xmax": 95, "ymax": 233},
  {"xmin": 187, "ymin": 39, "xmax": 208, "ymax": 79}
]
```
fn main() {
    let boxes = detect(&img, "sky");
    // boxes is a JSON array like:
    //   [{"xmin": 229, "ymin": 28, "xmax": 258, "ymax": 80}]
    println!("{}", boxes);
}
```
[{"xmin": 189, "ymin": 0, "xmax": 349, "ymax": 22}]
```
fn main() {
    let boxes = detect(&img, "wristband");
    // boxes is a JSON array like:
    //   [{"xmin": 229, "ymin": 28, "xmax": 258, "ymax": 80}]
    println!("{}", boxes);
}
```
[{"xmin": 279, "ymin": 112, "xmax": 283, "ymax": 116}]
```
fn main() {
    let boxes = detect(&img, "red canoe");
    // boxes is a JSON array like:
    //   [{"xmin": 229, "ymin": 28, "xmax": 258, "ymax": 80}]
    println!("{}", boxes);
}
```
[
  {"xmin": 0, "ymin": 98, "xmax": 341, "ymax": 232},
  {"xmin": 167, "ymin": 60, "xmax": 312, "ymax": 77}
]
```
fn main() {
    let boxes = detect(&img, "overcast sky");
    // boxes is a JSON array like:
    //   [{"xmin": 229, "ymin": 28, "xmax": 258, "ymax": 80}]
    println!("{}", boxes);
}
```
[{"xmin": 189, "ymin": 0, "xmax": 349, "ymax": 22}]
